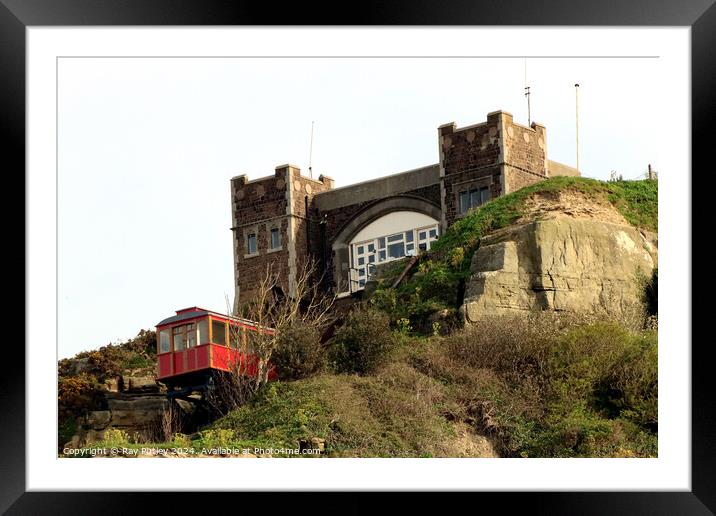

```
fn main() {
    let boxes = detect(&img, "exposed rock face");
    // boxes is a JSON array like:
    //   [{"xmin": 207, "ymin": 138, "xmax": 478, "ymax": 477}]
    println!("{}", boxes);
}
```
[
  {"xmin": 462, "ymin": 215, "xmax": 657, "ymax": 322},
  {"xmin": 66, "ymin": 374, "xmax": 170, "ymax": 449}
]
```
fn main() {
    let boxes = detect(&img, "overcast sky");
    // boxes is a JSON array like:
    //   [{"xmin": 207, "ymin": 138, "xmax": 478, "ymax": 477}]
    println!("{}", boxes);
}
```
[{"xmin": 58, "ymin": 56, "xmax": 662, "ymax": 358}]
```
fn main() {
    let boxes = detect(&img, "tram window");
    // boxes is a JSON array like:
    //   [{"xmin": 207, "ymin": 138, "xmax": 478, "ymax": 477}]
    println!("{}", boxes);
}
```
[
  {"xmin": 186, "ymin": 327, "xmax": 196, "ymax": 348},
  {"xmin": 174, "ymin": 331, "xmax": 186, "ymax": 351},
  {"xmin": 198, "ymin": 319, "xmax": 209, "ymax": 344},
  {"xmin": 159, "ymin": 330, "xmax": 171, "ymax": 354},
  {"xmin": 212, "ymin": 320, "xmax": 227, "ymax": 346}
]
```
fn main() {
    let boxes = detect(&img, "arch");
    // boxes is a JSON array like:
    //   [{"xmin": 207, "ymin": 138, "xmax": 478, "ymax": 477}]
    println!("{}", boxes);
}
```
[
  {"xmin": 329, "ymin": 195, "xmax": 442, "ymax": 294},
  {"xmin": 332, "ymin": 195, "xmax": 442, "ymax": 250}
]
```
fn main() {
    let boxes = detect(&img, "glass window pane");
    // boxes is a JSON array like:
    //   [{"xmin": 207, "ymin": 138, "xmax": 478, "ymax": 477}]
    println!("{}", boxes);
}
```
[
  {"xmin": 247, "ymin": 234, "xmax": 257, "ymax": 254},
  {"xmin": 198, "ymin": 319, "xmax": 209, "ymax": 344},
  {"xmin": 358, "ymin": 267, "xmax": 365, "ymax": 277},
  {"xmin": 378, "ymin": 237, "xmax": 386, "ymax": 249},
  {"xmin": 470, "ymin": 189, "xmax": 480, "ymax": 209},
  {"xmin": 368, "ymin": 243, "xmax": 375, "ymax": 252},
  {"xmin": 419, "ymin": 231, "xmax": 427, "ymax": 240},
  {"xmin": 388, "ymin": 242, "xmax": 405, "ymax": 259},
  {"xmin": 459, "ymin": 191, "xmax": 469, "ymax": 213},
  {"xmin": 359, "ymin": 279, "xmax": 366, "ymax": 288},
  {"xmin": 387, "ymin": 233, "xmax": 403, "ymax": 243},
  {"xmin": 368, "ymin": 254, "xmax": 375, "ymax": 263},
  {"xmin": 358, "ymin": 257, "xmax": 365, "ymax": 266},
  {"xmin": 270, "ymin": 228, "xmax": 280, "ymax": 249},
  {"xmin": 212, "ymin": 320, "xmax": 227, "ymax": 346},
  {"xmin": 480, "ymin": 187, "xmax": 490, "ymax": 204},
  {"xmin": 186, "ymin": 329, "xmax": 196, "ymax": 348},
  {"xmin": 429, "ymin": 229, "xmax": 437, "ymax": 238},
  {"xmin": 406, "ymin": 243, "xmax": 414, "ymax": 252},
  {"xmin": 159, "ymin": 330, "xmax": 171, "ymax": 353},
  {"xmin": 378, "ymin": 250, "xmax": 386, "ymax": 262},
  {"xmin": 174, "ymin": 332, "xmax": 185, "ymax": 351},
  {"xmin": 405, "ymin": 231, "xmax": 414, "ymax": 242},
  {"xmin": 357, "ymin": 245, "xmax": 364, "ymax": 254}
]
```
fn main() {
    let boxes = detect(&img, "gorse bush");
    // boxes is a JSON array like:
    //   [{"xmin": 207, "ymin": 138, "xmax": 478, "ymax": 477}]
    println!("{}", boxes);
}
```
[
  {"xmin": 271, "ymin": 321, "xmax": 324, "ymax": 380},
  {"xmin": 329, "ymin": 307, "xmax": 395, "ymax": 375}
]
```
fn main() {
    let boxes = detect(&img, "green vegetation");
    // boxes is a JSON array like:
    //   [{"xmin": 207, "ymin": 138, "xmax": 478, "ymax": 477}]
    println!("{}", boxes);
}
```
[
  {"xmin": 370, "ymin": 177, "xmax": 658, "ymax": 331},
  {"xmin": 60, "ymin": 178, "xmax": 658, "ymax": 459},
  {"xmin": 271, "ymin": 321, "xmax": 325, "ymax": 380},
  {"xmin": 328, "ymin": 307, "xmax": 396, "ymax": 375},
  {"xmin": 196, "ymin": 313, "xmax": 656, "ymax": 458},
  {"xmin": 58, "ymin": 330, "xmax": 156, "ymax": 444}
]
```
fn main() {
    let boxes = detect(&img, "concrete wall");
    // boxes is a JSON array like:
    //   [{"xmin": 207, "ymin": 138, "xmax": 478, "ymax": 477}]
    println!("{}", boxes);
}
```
[
  {"xmin": 314, "ymin": 164, "xmax": 439, "ymax": 212},
  {"xmin": 548, "ymin": 159, "xmax": 581, "ymax": 177}
]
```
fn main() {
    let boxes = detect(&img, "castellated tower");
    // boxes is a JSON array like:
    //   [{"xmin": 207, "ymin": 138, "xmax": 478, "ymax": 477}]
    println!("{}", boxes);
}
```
[
  {"xmin": 438, "ymin": 110, "xmax": 549, "ymax": 229},
  {"xmin": 230, "ymin": 164, "xmax": 333, "ymax": 310}
]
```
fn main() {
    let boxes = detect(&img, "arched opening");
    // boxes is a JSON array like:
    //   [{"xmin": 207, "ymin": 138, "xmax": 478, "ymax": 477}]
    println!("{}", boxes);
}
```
[
  {"xmin": 330, "ymin": 196, "xmax": 442, "ymax": 295},
  {"xmin": 348, "ymin": 211, "xmax": 439, "ymax": 291}
]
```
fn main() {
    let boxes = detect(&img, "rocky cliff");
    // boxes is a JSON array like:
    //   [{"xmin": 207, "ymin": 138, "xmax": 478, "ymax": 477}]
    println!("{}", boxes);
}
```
[{"xmin": 461, "ymin": 189, "xmax": 657, "ymax": 322}]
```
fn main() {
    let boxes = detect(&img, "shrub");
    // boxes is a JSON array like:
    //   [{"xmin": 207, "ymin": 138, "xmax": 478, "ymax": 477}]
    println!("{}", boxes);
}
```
[
  {"xmin": 430, "ymin": 313, "xmax": 658, "ymax": 457},
  {"xmin": 271, "ymin": 321, "xmax": 324, "ymax": 380},
  {"xmin": 58, "ymin": 373, "xmax": 104, "ymax": 421},
  {"xmin": 329, "ymin": 307, "xmax": 395, "ymax": 375},
  {"xmin": 99, "ymin": 428, "xmax": 131, "ymax": 447}
]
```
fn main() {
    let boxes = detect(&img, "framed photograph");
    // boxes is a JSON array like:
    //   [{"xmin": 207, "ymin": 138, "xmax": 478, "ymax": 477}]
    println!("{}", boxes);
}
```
[{"xmin": 7, "ymin": 0, "xmax": 711, "ymax": 512}]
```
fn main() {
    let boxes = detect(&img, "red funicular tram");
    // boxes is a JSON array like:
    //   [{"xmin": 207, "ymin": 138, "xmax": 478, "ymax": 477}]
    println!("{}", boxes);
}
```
[{"xmin": 156, "ymin": 307, "xmax": 277, "ymax": 399}]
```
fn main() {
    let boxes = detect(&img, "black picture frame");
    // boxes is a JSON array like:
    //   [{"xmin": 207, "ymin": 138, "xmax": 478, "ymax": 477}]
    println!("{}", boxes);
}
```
[{"xmin": 5, "ymin": 1, "xmax": 711, "ymax": 513}]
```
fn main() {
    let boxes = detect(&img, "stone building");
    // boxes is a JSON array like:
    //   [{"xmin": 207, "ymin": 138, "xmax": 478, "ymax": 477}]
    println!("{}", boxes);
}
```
[{"xmin": 230, "ymin": 110, "xmax": 579, "ymax": 307}]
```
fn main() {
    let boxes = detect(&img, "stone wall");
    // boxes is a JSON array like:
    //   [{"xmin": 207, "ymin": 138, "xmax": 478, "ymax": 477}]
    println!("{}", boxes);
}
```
[
  {"xmin": 438, "ymin": 112, "xmax": 504, "ymax": 229},
  {"xmin": 231, "ymin": 166, "xmax": 333, "ymax": 305}
]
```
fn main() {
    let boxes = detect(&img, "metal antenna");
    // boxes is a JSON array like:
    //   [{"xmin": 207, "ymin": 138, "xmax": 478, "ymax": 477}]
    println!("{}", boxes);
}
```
[
  {"xmin": 308, "ymin": 121, "xmax": 315, "ymax": 179},
  {"xmin": 524, "ymin": 59, "xmax": 531, "ymax": 126},
  {"xmin": 575, "ymin": 83, "xmax": 580, "ymax": 172}
]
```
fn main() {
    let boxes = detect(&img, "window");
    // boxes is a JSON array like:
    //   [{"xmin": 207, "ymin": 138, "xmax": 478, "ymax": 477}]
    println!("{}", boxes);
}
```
[
  {"xmin": 247, "ymin": 233, "xmax": 257, "ymax": 255},
  {"xmin": 350, "ymin": 222, "xmax": 439, "ymax": 291},
  {"xmin": 270, "ymin": 227, "xmax": 281, "ymax": 249},
  {"xmin": 459, "ymin": 186, "xmax": 491, "ymax": 214},
  {"xmin": 171, "ymin": 323, "xmax": 196, "ymax": 351},
  {"xmin": 388, "ymin": 241, "xmax": 405, "ymax": 259},
  {"xmin": 159, "ymin": 330, "xmax": 171, "ymax": 354},
  {"xmin": 173, "ymin": 325, "xmax": 186, "ymax": 351},
  {"xmin": 212, "ymin": 320, "xmax": 227, "ymax": 346},
  {"xmin": 186, "ymin": 323, "xmax": 196, "ymax": 348},
  {"xmin": 198, "ymin": 319, "xmax": 209, "ymax": 344}
]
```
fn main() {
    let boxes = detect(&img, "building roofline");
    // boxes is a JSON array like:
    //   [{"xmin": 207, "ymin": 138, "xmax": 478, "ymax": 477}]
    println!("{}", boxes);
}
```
[{"xmin": 314, "ymin": 163, "xmax": 439, "ymax": 196}]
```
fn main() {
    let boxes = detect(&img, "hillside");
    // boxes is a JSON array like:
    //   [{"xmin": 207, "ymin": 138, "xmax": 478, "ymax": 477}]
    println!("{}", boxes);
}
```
[
  {"xmin": 59, "ymin": 177, "xmax": 658, "ymax": 458},
  {"xmin": 198, "ymin": 177, "xmax": 658, "ymax": 458}
]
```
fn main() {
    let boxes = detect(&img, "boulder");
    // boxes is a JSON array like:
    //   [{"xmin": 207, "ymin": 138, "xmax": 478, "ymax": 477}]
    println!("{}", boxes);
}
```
[
  {"xmin": 122, "ymin": 375, "xmax": 159, "ymax": 393},
  {"xmin": 85, "ymin": 410, "xmax": 111, "ymax": 430},
  {"xmin": 462, "ymin": 216, "xmax": 656, "ymax": 322},
  {"xmin": 104, "ymin": 376, "xmax": 121, "ymax": 392}
]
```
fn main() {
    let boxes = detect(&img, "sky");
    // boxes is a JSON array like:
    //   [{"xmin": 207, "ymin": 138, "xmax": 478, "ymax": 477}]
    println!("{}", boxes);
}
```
[{"xmin": 58, "ymin": 56, "xmax": 662, "ymax": 358}]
